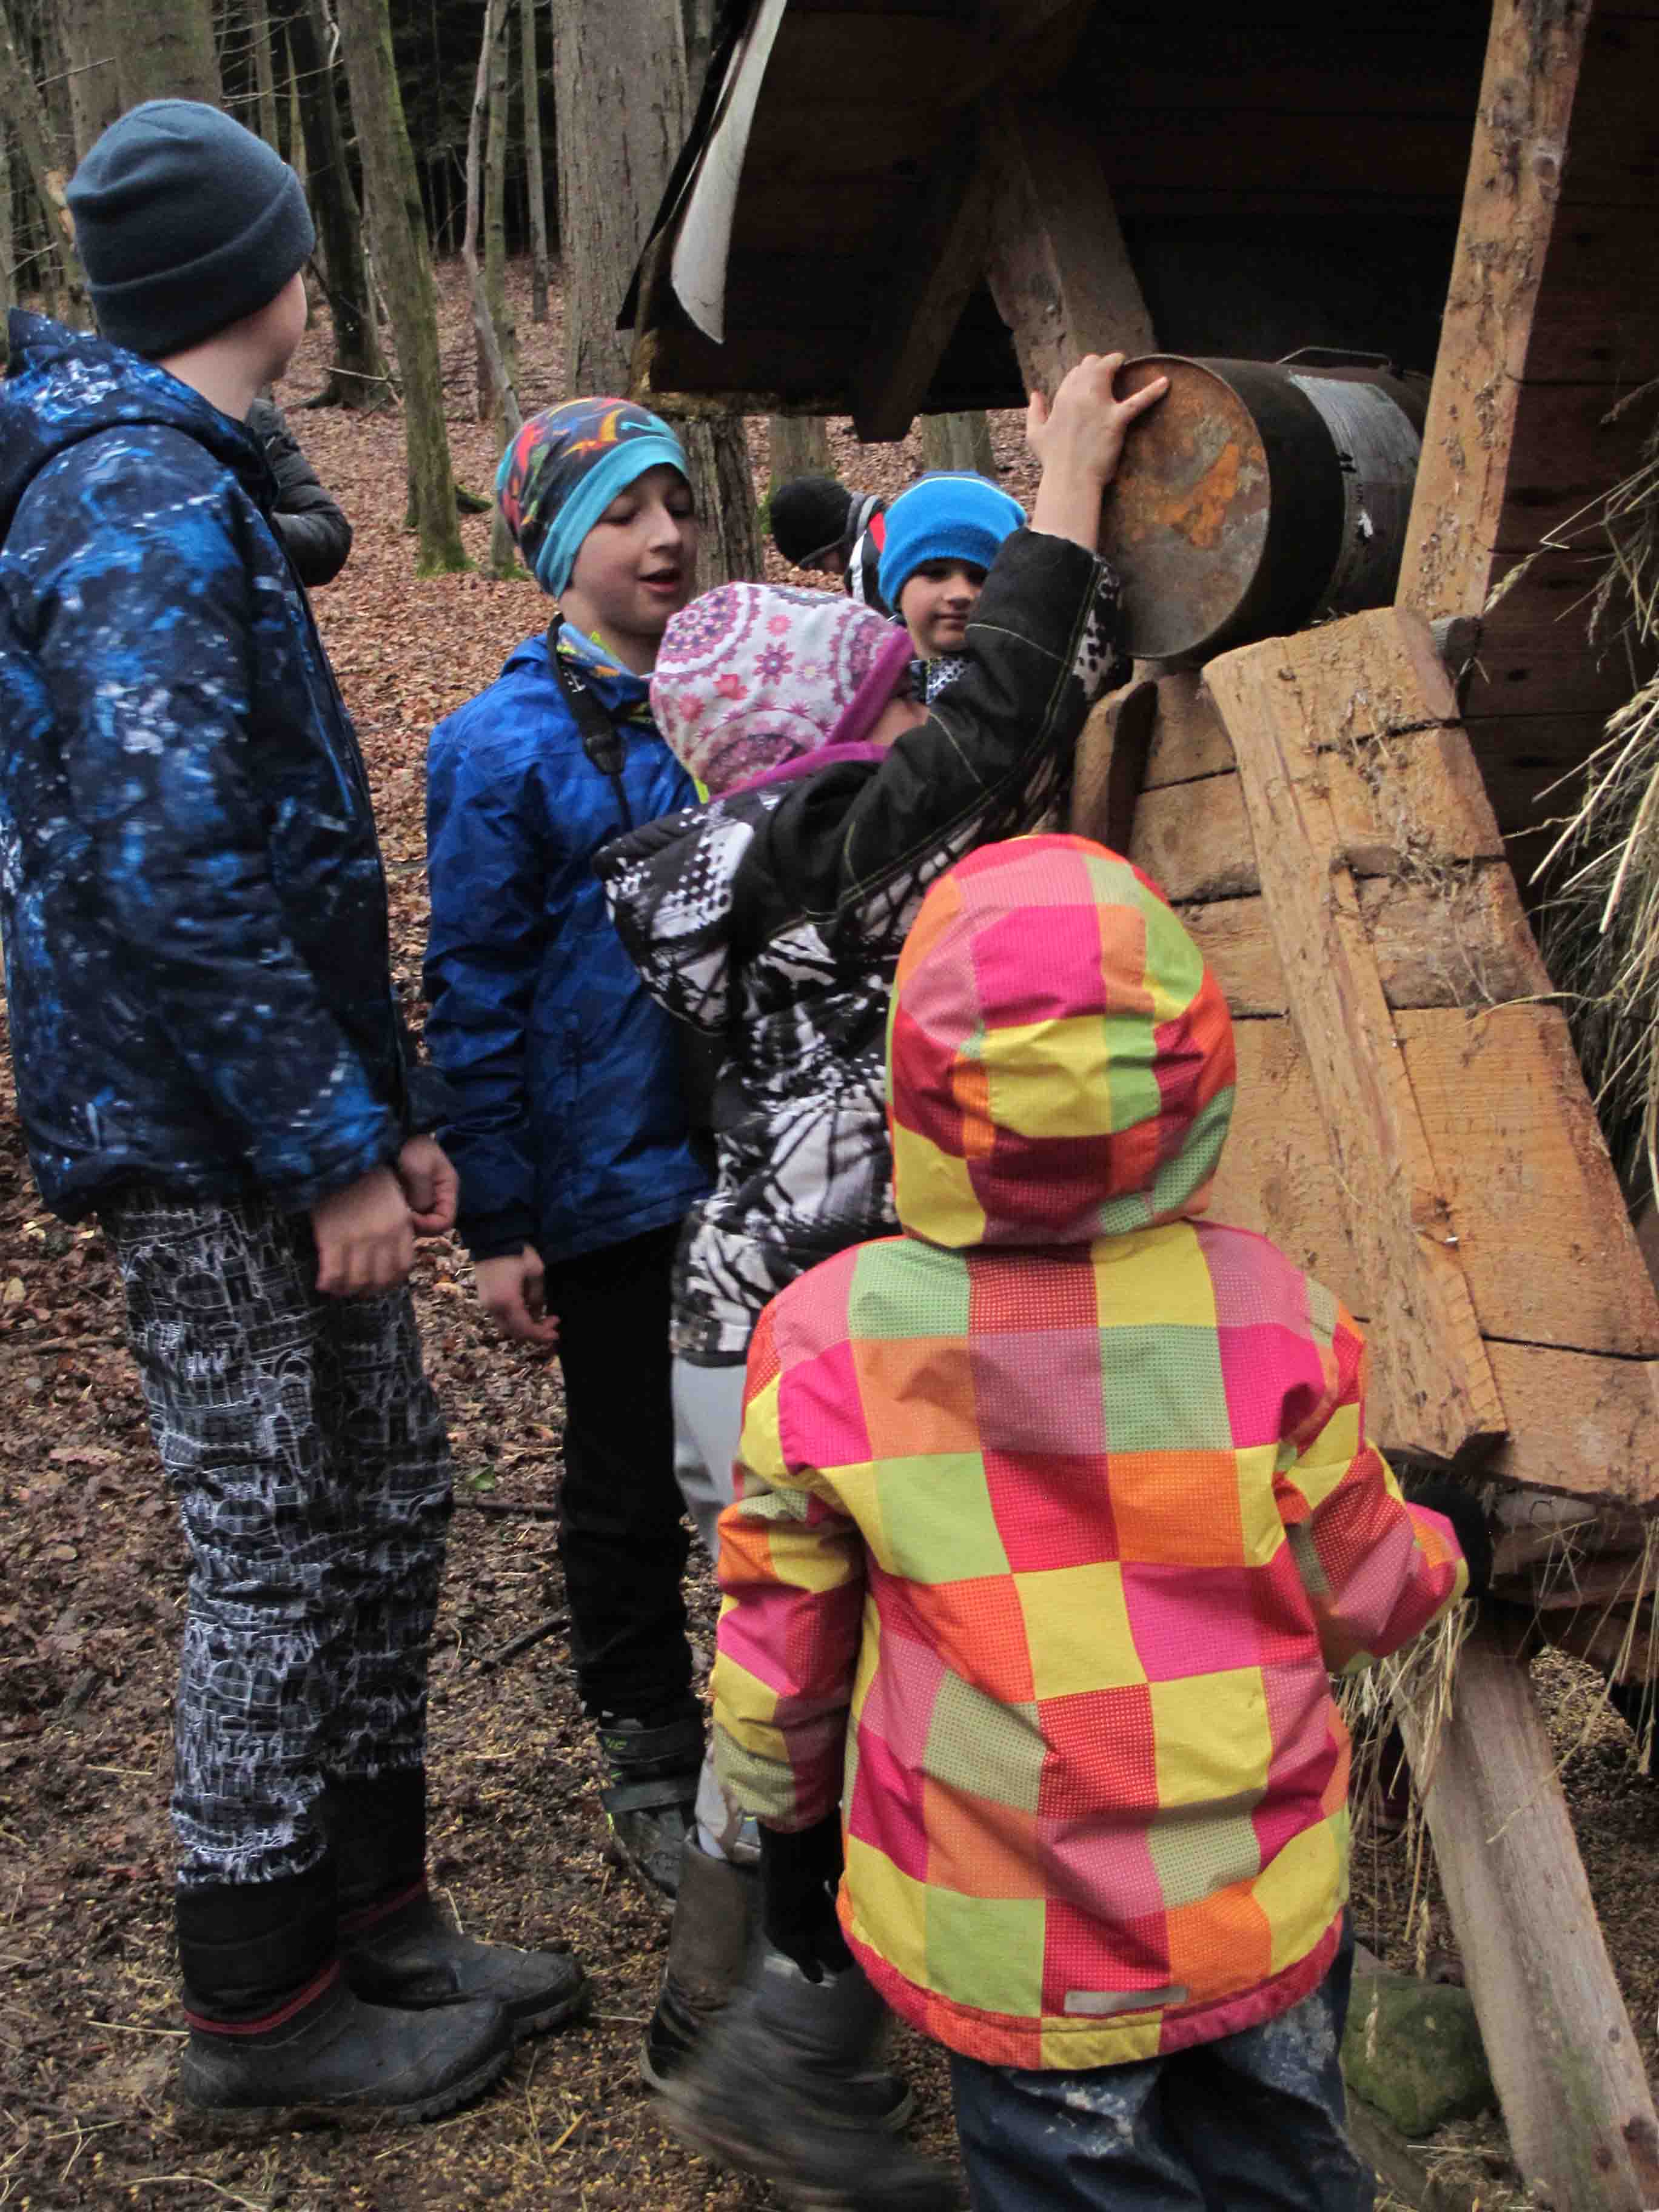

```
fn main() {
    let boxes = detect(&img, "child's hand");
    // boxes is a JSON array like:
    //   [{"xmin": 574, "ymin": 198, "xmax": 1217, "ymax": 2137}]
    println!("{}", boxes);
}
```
[
  {"xmin": 1027, "ymin": 352, "xmax": 1169, "ymax": 486},
  {"xmin": 396, "ymin": 1134, "xmax": 460, "ymax": 1236},
  {"xmin": 476, "ymin": 1244, "xmax": 561, "ymax": 1349},
  {"xmin": 311, "ymin": 1166, "xmax": 417, "ymax": 1297},
  {"xmin": 1028, "ymin": 353, "xmax": 1170, "ymax": 551}
]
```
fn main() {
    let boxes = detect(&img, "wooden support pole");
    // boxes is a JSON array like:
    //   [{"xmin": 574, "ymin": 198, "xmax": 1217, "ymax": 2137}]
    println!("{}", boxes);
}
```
[
  {"xmin": 985, "ymin": 98, "xmax": 1155, "ymax": 399},
  {"xmin": 1204, "ymin": 612, "xmax": 1506, "ymax": 1460},
  {"xmin": 852, "ymin": 123, "xmax": 996, "ymax": 443},
  {"xmin": 1396, "ymin": 1617, "xmax": 1659, "ymax": 2212}
]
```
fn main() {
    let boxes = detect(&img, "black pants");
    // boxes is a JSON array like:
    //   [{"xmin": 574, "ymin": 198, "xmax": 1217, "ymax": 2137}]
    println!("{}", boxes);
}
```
[
  {"xmin": 103, "ymin": 1188, "xmax": 451, "ymax": 1892},
  {"xmin": 543, "ymin": 1222, "xmax": 693, "ymax": 1721}
]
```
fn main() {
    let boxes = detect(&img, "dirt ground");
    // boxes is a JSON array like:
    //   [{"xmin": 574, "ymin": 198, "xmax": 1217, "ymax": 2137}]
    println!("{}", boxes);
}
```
[{"xmin": 3, "ymin": 263, "xmax": 1657, "ymax": 2212}]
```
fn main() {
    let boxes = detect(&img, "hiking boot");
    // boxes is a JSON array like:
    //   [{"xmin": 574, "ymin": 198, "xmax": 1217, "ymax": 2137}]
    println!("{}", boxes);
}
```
[
  {"xmin": 642, "ymin": 1838, "xmax": 759, "ymax": 2089},
  {"xmin": 341, "ymin": 1883, "xmax": 589, "ymax": 2040},
  {"xmin": 597, "ymin": 1708, "xmax": 704, "ymax": 1903},
  {"xmin": 178, "ymin": 1962, "xmax": 514, "ymax": 2122},
  {"xmin": 663, "ymin": 1954, "xmax": 940, "ymax": 2209}
]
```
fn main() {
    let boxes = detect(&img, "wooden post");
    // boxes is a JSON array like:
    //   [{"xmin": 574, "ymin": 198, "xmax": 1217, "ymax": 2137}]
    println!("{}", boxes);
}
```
[
  {"xmin": 922, "ymin": 410, "xmax": 998, "ymax": 481},
  {"xmin": 985, "ymin": 98, "xmax": 1155, "ymax": 398},
  {"xmin": 1204, "ymin": 613, "xmax": 1506, "ymax": 1460},
  {"xmin": 768, "ymin": 415, "xmax": 833, "ymax": 495},
  {"xmin": 1396, "ymin": 1617, "xmax": 1659, "ymax": 2212}
]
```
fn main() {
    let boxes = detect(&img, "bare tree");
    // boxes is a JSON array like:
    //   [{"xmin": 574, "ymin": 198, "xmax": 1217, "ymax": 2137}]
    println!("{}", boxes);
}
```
[
  {"xmin": 333, "ymin": 0, "xmax": 466, "ymax": 569},
  {"xmin": 1, "ymin": 118, "xmax": 13, "ymax": 317},
  {"xmin": 106, "ymin": 0, "xmax": 221, "ymax": 110},
  {"xmin": 520, "ymin": 0, "xmax": 548, "ymax": 323},
  {"xmin": 922, "ymin": 411, "xmax": 999, "ymax": 481},
  {"xmin": 768, "ymin": 416, "xmax": 833, "ymax": 497},
  {"xmin": 551, "ymin": 0, "xmax": 759, "ymax": 589},
  {"xmin": 56, "ymin": 0, "xmax": 118, "ymax": 164},
  {"xmin": 249, "ymin": 0, "xmax": 278, "ymax": 147},
  {"xmin": 270, "ymin": 0, "xmax": 384, "ymax": 408},
  {"xmin": 480, "ymin": 0, "xmax": 513, "ymax": 417},
  {"xmin": 0, "ymin": 0, "xmax": 88, "ymax": 321},
  {"xmin": 463, "ymin": 0, "xmax": 519, "ymax": 574}
]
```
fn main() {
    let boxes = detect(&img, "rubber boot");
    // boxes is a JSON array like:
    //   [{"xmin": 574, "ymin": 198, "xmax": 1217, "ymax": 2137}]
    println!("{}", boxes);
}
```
[
  {"xmin": 175, "ymin": 1866, "xmax": 512, "ymax": 2122},
  {"xmin": 640, "ymin": 1838, "xmax": 760, "ymax": 2089},
  {"xmin": 663, "ymin": 1951, "xmax": 947, "ymax": 2210},
  {"xmin": 326, "ymin": 1771, "xmax": 589, "ymax": 2039},
  {"xmin": 595, "ymin": 1706, "xmax": 704, "ymax": 1903}
]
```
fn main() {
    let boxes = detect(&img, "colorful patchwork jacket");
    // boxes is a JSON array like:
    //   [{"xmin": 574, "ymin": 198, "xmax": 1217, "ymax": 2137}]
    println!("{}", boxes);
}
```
[{"xmin": 712, "ymin": 834, "xmax": 1468, "ymax": 2071}]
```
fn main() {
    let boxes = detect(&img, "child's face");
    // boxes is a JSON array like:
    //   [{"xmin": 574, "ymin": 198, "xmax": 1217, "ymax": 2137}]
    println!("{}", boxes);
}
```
[
  {"xmin": 561, "ymin": 465, "xmax": 699, "ymax": 667},
  {"xmin": 898, "ymin": 559, "xmax": 987, "ymax": 659}
]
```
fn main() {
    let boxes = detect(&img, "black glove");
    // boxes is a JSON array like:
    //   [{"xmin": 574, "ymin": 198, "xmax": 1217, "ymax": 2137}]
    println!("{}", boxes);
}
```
[
  {"xmin": 1394, "ymin": 1459, "xmax": 1494, "ymax": 1600},
  {"xmin": 759, "ymin": 1815, "xmax": 856, "ymax": 1983}
]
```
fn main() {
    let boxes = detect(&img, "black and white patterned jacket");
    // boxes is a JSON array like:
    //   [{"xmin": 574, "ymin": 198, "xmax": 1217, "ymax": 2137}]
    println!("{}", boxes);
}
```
[{"xmin": 597, "ymin": 528, "xmax": 1124, "ymax": 1361}]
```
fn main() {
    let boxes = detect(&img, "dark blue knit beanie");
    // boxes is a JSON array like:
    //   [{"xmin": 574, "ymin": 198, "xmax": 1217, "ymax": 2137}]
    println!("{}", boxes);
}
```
[{"xmin": 67, "ymin": 101, "xmax": 315, "ymax": 358}]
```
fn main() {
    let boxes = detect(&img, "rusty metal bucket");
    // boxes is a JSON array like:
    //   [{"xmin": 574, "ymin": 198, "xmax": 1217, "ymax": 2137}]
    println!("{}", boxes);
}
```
[{"xmin": 1098, "ymin": 352, "xmax": 1427, "ymax": 665}]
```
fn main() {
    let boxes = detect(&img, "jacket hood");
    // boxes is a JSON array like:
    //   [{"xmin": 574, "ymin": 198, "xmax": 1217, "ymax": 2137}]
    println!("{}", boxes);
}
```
[
  {"xmin": 0, "ymin": 309, "xmax": 263, "ymax": 543},
  {"xmin": 888, "ymin": 834, "xmax": 1235, "ymax": 1248}
]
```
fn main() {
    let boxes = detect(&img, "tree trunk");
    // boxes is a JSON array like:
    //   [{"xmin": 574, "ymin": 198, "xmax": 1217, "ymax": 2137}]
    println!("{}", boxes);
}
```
[
  {"xmin": 768, "ymin": 415, "xmax": 833, "ymax": 495},
  {"xmin": 57, "ymin": 0, "xmax": 119, "ymax": 164},
  {"xmin": 250, "ymin": 0, "xmax": 279, "ymax": 149},
  {"xmin": 333, "ymin": 0, "xmax": 465, "ymax": 570},
  {"xmin": 551, "ymin": 0, "xmax": 759, "ymax": 588},
  {"xmin": 463, "ymin": 0, "xmax": 518, "ymax": 575},
  {"xmin": 1, "ymin": 120, "xmax": 13, "ymax": 317},
  {"xmin": 0, "ymin": 0, "xmax": 89, "ymax": 321},
  {"xmin": 271, "ymin": 0, "xmax": 383, "ymax": 407},
  {"xmin": 479, "ymin": 0, "xmax": 513, "ymax": 420},
  {"xmin": 107, "ymin": 0, "xmax": 221, "ymax": 110},
  {"xmin": 921, "ymin": 410, "xmax": 999, "ymax": 480},
  {"xmin": 680, "ymin": 0, "xmax": 714, "ymax": 99},
  {"xmin": 520, "ymin": 0, "xmax": 548, "ymax": 323}
]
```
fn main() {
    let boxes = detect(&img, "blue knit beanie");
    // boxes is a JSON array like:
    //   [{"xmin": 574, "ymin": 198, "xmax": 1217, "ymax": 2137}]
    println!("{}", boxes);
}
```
[
  {"xmin": 68, "ymin": 101, "xmax": 314, "ymax": 358},
  {"xmin": 496, "ymin": 398, "xmax": 690, "ymax": 600},
  {"xmin": 877, "ymin": 473, "xmax": 1025, "ymax": 611}
]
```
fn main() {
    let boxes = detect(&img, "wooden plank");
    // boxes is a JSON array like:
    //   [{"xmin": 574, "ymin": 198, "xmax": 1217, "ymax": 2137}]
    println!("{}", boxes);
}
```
[
  {"xmin": 1182, "ymin": 897, "xmax": 1285, "ymax": 1016},
  {"xmin": 1518, "ymin": 207, "xmax": 1659, "ymax": 383},
  {"xmin": 1396, "ymin": 0, "xmax": 1596, "ymax": 618},
  {"xmin": 1207, "ymin": 1019, "xmax": 1366, "ymax": 1301},
  {"xmin": 1099, "ymin": 112, "xmax": 1475, "ymax": 206},
  {"xmin": 1131, "ymin": 773, "xmax": 1258, "ymax": 904},
  {"xmin": 1496, "ymin": 384, "xmax": 1659, "ymax": 552},
  {"xmin": 1459, "ymin": 551, "xmax": 1651, "ymax": 723},
  {"xmin": 853, "ymin": 124, "xmax": 996, "ymax": 441},
  {"xmin": 1358, "ymin": 865, "xmax": 1553, "ymax": 1007},
  {"xmin": 1398, "ymin": 1004, "xmax": 1659, "ymax": 1356},
  {"xmin": 1463, "ymin": 711, "xmax": 1606, "ymax": 843},
  {"xmin": 1205, "ymin": 625, "xmax": 1505, "ymax": 1456},
  {"xmin": 984, "ymin": 99, "xmax": 1155, "ymax": 401},
  {"xmin": 1142, "ymin": 669, "xmax": 1235, "ymax": 787},
  {"xmin": 1395, "ymin": 1615, "xmax": 1659, "ymax": 2212},
  {"xmin": 1485, "ymin": 1342, "xmax": 1659, "ymax": 1502},
  {"xmin": 1069, "ymin": 679, "xmax": 1157, "ymax": 856}
]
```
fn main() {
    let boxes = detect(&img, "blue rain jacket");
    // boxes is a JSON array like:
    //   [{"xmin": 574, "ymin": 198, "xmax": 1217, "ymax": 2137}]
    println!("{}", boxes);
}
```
[
  {"xmin": 0, "ymin": 312, "xmax": 432, "ymax": 1221},
  {"xmin": 424, "ymin": 633, "xmax": 711, "ymax": 1266}
]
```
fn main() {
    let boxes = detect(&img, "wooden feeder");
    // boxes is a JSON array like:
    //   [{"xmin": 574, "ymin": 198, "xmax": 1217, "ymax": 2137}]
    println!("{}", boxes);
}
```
[{"xmin": 623, "ymin": 3, "xmax": 1659, "ymax": 2205}]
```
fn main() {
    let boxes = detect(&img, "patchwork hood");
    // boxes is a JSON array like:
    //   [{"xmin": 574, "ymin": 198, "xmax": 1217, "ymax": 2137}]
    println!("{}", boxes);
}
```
[
  {"xmin": 1, "ymin": 310, "xmax": 264, "ymax": 542},
  {"xmin": 888, "ymin": 833, "xmax": 1235, "ymax": 1248}
]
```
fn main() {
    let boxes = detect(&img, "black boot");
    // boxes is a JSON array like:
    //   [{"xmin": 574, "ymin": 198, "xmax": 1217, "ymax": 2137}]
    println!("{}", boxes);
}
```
[
  {"xmin": 664, "ymin": 1953, "xmax": 940, "ymax": 2209},
  {"xmin": 325, "ymin": 1771, "xmax": 589, "ymax": 2039},
  {"xmin": 176, "ymin": 1867, "xmax": 512, "ymax": 2122},
  {"xmin": 595, "ymin": 1707, "xmax": 704, "ymax": 1903},
  {"xmin": 642, "ymin": 1838, "xmax": 760, "ymax": 2088}
]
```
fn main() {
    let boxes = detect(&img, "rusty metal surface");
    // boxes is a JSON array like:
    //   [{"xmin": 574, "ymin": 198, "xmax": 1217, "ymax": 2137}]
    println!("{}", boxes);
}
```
[{"xmin": 1099, "ymin": 358, "xmax": 1272, "ymax": 663}]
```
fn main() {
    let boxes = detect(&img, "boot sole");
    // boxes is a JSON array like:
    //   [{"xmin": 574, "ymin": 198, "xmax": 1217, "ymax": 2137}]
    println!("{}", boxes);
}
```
[
  {"xmin": 178, "ymin": 2036, "xmax": 515, "ymax": 2128},
  {"xmin": 645, "ymin": 2045, "xmax": 913, "ymax": 2135},
  {"xmin": 507, "ymin": 1969, "xmax": 593, "ymax": 2042},
  {"xmin": 665, "ymin": 2099, "xmax": 942, "ymax": 2209}
]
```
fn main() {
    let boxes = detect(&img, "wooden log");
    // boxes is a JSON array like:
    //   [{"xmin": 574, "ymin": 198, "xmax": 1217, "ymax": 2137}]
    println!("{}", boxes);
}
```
[
  {"xmin": 1132, "ymin": 774, "xmax": 1258, "ymax": 905},
  {"xmin": 1396, "ymin": 0, "xmax": 1596, "ymax": 618},
  {"xmin": 1141, "ymin": 669, "xmax": 1235, "ymax": 789},
  {"xmin": 984, "ymin": 98, "xmax": 1155, "ymax": 400},
  {"xmin": 1204, "ymin": 620, "xmax": 1505, "ymax": 1456},
  {"xmin": 1070, "ymin": 679, "xmax": 1157, "ymax": 858},
  {"xmin": 852, "ymin": 125, "xmax": 995, "ymax": 443},
  {"xmin": 1395, "ymin": 1615, "xmax": 1659, "ymax": 2211},
  {"xmin": 1483, "ymin": 1343, "xmax": 1659, "ymax": 1506},
  {"xmin": 1207, "ymin": 1020, "xmax": 1363, "ymax": 1299}
]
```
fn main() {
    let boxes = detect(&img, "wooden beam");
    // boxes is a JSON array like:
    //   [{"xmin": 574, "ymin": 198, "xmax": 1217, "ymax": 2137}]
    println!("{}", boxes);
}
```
[
  {"xmin": 851, "ymin": 124, "xmax": 995, "ymax": 442},
  {"xmin": 984, "ymin": 98, "xmax": 1155, "ymax": 401},
  {"xmin": 1396, "ymin": 0, "xmax": 1596, "ymax": 617},
  {"xmin": 1204, "ymin": 616, "xmax": 1506, "ymax": 1458},
  {"xmin": 1395, "ymin": 1617, "xmax": 1659, "ymax": 2211}
]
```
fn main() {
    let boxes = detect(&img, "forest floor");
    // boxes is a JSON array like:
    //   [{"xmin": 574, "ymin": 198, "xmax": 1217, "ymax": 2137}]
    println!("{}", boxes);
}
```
[{"xmin": 3, "ymin": 259, "xmax": 1658, "ymax": 2212}]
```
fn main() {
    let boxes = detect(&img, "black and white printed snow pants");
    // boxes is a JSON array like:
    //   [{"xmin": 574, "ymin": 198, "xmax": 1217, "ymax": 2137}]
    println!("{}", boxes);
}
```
[{"xmin": 102, "ymin": 1187, "xmax": 452, "ymax": 1891}]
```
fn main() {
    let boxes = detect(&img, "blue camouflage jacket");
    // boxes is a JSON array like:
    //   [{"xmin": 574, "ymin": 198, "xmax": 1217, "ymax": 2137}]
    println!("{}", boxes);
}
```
[
  {"xmin": 0, "ymin": 311, "xmax": 431, "ymax": 1221},
  {"xmin": 424, "ymin": 631, "xmax": 711, "ymax": 1266}
]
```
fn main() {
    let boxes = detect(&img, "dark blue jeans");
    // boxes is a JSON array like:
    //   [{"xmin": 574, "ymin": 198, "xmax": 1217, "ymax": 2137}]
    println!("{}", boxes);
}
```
[{"xmin": 950, "ymin": 1930, "xmax": 1372, "ymax": 2212}]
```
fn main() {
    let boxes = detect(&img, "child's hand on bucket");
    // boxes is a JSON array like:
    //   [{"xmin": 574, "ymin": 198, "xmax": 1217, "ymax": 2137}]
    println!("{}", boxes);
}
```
[{"xmin": 1027, "ymin": 350, "xmax": 1169, "ymax": 486}]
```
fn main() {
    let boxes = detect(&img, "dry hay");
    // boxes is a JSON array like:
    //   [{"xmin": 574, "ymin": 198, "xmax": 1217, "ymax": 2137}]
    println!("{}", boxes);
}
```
[{"xmin": 1529, "ymin": 386, "xmax": 1659, "ymax": 1203}]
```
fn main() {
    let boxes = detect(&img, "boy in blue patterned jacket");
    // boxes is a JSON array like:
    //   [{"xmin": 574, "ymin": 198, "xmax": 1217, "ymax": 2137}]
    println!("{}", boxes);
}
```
[{"xmin": 0, "ymin": 102, "xmax": 585, "ymax": 2121}]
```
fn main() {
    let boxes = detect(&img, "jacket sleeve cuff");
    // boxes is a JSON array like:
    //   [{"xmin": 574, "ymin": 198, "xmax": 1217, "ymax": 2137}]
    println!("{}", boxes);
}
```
[
  {"xmin": 460, "ymin": 1206, "xmax": 537, "ymax": 1262},
  {"xmin": 404, "ymin": 1058, "xmax": 459, "ymax": 1136}
]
